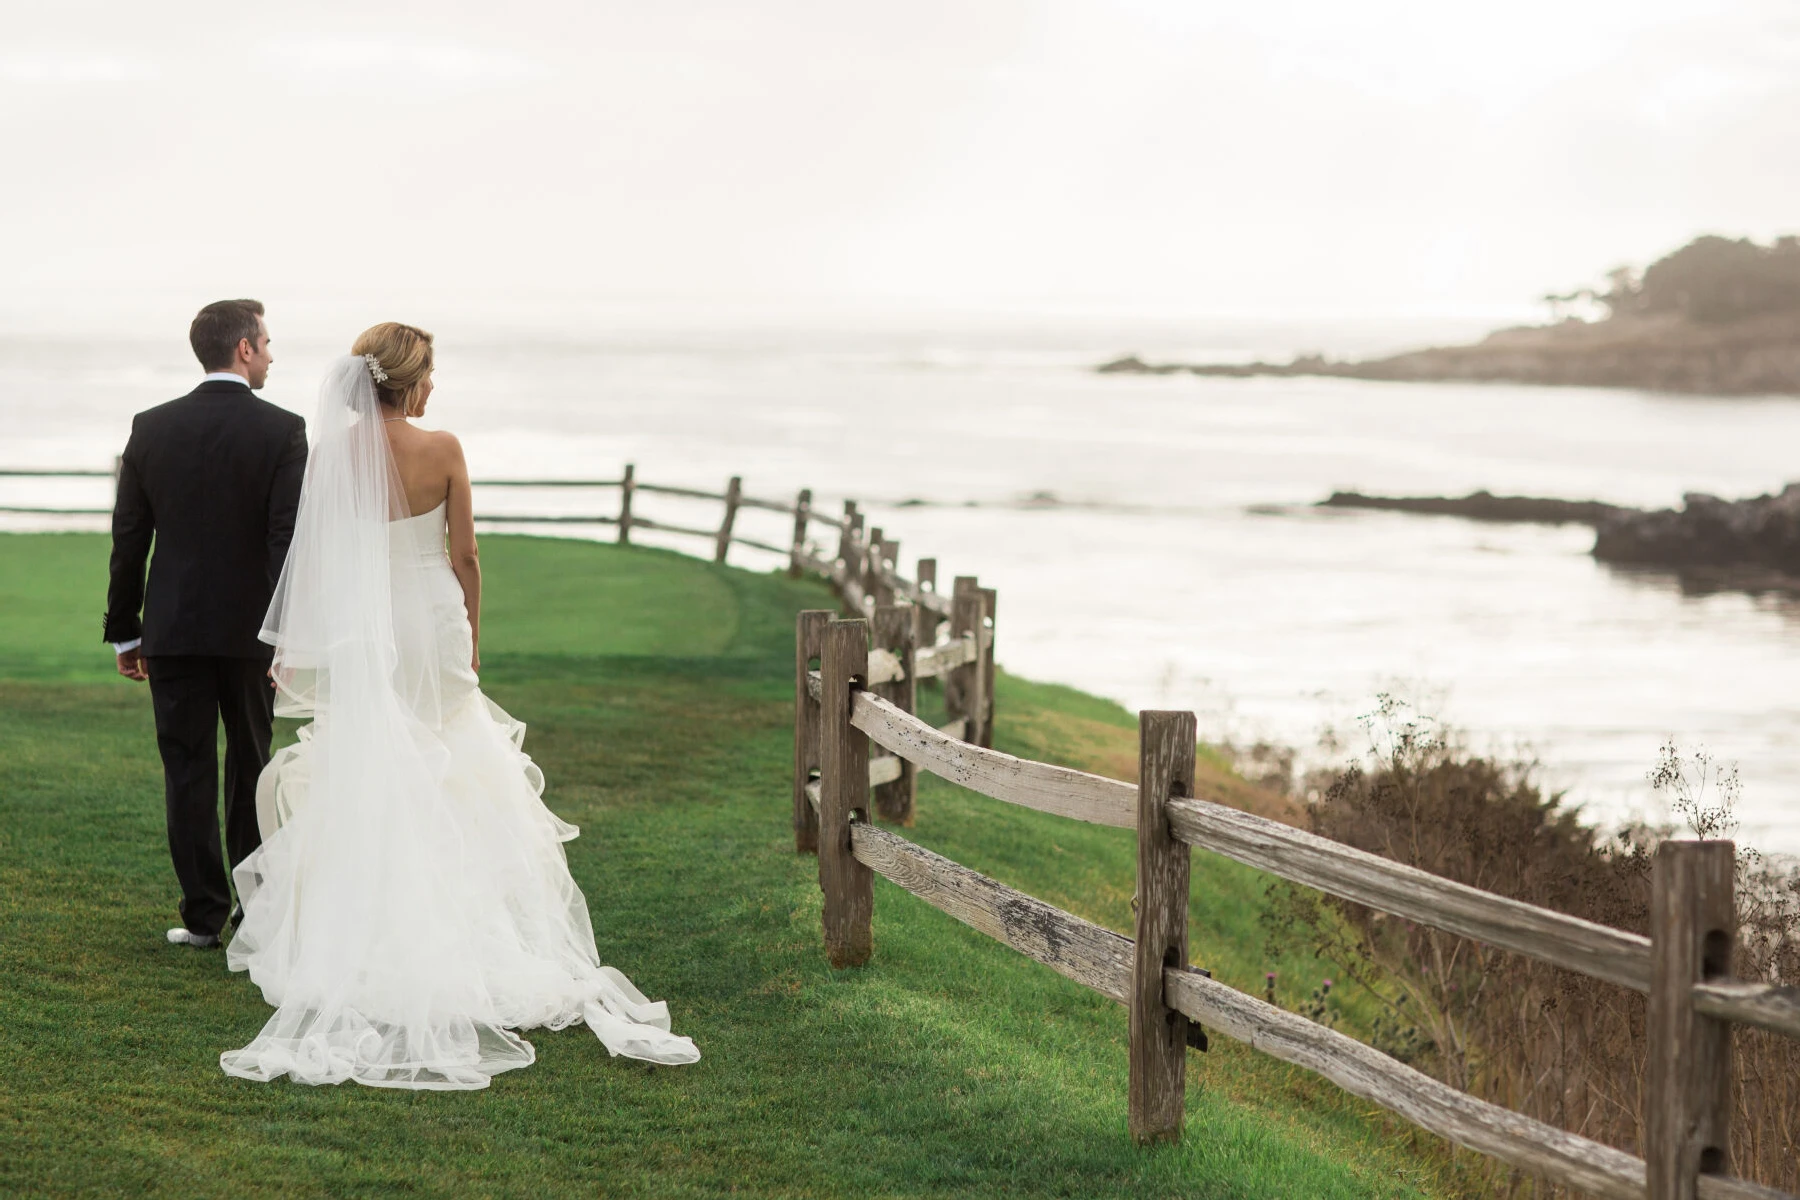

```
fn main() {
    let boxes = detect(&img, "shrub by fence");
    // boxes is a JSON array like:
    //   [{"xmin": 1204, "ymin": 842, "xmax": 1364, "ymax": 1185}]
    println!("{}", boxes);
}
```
[{"xmin": 793, "ymin": 611, "xmax": 1800, "ymax": 1200}]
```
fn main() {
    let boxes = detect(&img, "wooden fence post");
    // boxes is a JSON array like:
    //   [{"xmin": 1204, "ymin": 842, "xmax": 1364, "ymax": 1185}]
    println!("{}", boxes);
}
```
[
  {"xmin": 793, "ymin": 609, "xmax": 832, "ymax": 853},
  {"xmin": 872, "ymin": 538, "xmax": 898, "ymax": 608},
  {"xmin": 967, "ymin": 608, "xmax": 988, "ymax": 746},
  {"xmin": 789, "ymin": 488, "xmax": 813, "ymax": 578},
  {"xmin": 863, "ymin": 527, "xmax": 885, "ymax": 602},
  {"xmin": 1130, "ymin": 710, "xmax": 1195, "ymax": 1145},
  {"xmin": 819, "ymin": 618, "xmax": 873, "ymax": 967},
  {"xmin": 715, "ymin": 475, "xmax": 742, "ymax": 564},
  {"xmin": 871, "ymin": 603, "xmax": 917, "ymax": 825},
  {"xmin": 978, "ymin": 584, "xmax": 997, "ymax": 748},
  {"xmin": 840, "ymin": 510, "xmax": 867, "ymax": 600},
  {"xmin": 948, "ymin": 577, "xmax": 980, "ymax": 742},
  {"xmin": 835, "ymin": 500, "xmax": 858, "ymax": 571},
  {"xmin": 617, "ymin": 463, "xmax": 635, "ymax": 545},
  {"xmin": 1647, "ymin": 840, "xmax": 1736, "ymax": 1199},
  {"xmin": 914, "ymin": 558, "xmax": 940, "ymax": 667}
]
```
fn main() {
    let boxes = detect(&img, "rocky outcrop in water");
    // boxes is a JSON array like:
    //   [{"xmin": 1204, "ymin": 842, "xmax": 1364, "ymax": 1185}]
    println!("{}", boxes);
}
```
[
  {"xmin": 1321, "ymin": 491, "xmax": 1624, "ymax": 525},
  {"xmin": 1099, "ymin": 353, "xmax": 1336, "ymax": 378},
  {"xmin": 1317, "ymin": 485, "xmax": 1800, "ymax": 587},
  {"xmin": 1592, "ymin": 486, "xmax": 1800, "ymax": 575},
  {"xmin": 1100, "ymin": 312, "xmax": 1800, "ymax": 396}
]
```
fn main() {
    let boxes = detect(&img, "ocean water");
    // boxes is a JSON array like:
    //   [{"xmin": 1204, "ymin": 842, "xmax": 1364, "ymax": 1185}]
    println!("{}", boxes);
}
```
[{"xmin": 7, "ymin": 316, "xmax": 1800, "ymax": 853}]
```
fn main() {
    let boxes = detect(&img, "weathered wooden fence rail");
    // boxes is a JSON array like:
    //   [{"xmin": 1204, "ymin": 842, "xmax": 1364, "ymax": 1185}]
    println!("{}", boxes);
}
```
[
  {"xmin": 13, "ymin": 459, "xmax": 999, "ymax": 749},
  {"xmin": 5, "ymin": 466, "xmax": 995, "ymax": 737},
  {"xmin": 794, "ymin": 611, "xmax": 1800, "ymax": 1200},
  {"xmin": 0, "ymin": 466, "xmax": 119, "ymax": 514},
  {"xmin": 13, "ymin": 458, "xmax": 1000, "ymax": 775}
]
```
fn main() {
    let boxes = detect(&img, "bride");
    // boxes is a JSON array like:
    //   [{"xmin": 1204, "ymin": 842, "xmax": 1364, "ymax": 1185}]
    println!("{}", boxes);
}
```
[{"xmin": 220, "ymin": 323, "xmax": 699, "ymax": 1089}]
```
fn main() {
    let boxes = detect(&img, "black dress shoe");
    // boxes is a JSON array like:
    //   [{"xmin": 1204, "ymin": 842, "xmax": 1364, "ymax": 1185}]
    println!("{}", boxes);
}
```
[{"xmin": 166, "ymin": 927, "xmax": 222, "ymax": 949}]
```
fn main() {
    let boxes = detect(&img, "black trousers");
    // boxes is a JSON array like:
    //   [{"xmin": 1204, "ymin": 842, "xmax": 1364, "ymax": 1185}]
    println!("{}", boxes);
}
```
[{"xmin": 146, "ymin": 655, "xmax": 274, "ymax": 937}]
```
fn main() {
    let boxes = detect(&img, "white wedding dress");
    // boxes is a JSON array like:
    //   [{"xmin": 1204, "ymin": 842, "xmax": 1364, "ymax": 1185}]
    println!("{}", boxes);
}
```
[{"xmin": 219, "ymin": 357, "xmax": 698, "ymax": 1090}]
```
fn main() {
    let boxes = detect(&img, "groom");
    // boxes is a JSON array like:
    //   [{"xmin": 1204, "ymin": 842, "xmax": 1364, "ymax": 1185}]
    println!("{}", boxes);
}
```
[{"xmin": 104, "ymin": 299, "xmax": 307, "ymax": 949}]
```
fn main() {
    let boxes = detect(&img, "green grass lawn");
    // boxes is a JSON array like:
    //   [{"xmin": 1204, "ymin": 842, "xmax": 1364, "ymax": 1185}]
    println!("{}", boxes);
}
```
[{"xmin": 0, "ymin": 532, "xmax": 1457, "ymax": 1198}]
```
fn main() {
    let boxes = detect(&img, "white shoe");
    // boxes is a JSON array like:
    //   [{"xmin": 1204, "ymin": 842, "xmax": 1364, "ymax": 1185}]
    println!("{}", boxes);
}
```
[{"xmin": 166, "ymin": 927, "xmax": 221, "ymax": 949}]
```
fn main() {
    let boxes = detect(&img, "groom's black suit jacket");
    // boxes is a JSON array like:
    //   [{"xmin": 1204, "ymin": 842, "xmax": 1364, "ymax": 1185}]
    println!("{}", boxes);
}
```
[{"xmin": 104, "ymin": 380, "xmax": 308, "ymax": 658}]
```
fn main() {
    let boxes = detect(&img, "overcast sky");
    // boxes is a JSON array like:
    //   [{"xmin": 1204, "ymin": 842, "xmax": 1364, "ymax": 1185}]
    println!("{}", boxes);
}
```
[{"xmin": 3, "ymin": 0, "xmax": 1797, "ymax": 331}]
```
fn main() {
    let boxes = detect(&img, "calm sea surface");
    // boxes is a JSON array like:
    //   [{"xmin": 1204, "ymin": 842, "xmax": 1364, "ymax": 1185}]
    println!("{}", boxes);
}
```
[{"xmin": 7, "ymin": 317, "xmax": 1800, "ymax": 853}]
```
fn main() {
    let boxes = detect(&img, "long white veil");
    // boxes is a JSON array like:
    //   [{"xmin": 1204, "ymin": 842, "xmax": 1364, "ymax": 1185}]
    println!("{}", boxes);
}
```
[
  {"xmin": 223, "ymin": 355, "xmax": 698, "ymax": 1089},
  {"xmin": 259, "ymin": 354, "xmax": 443, "ymax": 731}
]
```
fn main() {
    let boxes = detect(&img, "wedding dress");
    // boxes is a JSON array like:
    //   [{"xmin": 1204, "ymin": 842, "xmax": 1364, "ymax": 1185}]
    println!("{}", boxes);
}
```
[{"xmin": 219, "ymin": 355, "xmax": 698, "ymax": 1089}]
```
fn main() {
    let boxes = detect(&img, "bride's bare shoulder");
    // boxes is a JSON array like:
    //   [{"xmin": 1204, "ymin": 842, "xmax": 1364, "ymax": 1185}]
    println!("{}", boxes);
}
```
[{"xmin": 423, "ymin": 428, "xmax": 466, "ymax": 460}]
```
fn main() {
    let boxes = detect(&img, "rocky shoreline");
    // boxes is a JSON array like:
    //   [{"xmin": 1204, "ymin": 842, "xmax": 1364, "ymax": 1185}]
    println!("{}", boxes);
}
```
[
  {"xmin": 1320, "ymin": 485, "xmax": 1800, "ymax": 586},
  {"xmin": 1100, "ymin": 311, "xmax": 1800, "ymax": 396},
  {"xmin": 1320, "ymin": 490, "xmax": 1624, "ymax": 525}
]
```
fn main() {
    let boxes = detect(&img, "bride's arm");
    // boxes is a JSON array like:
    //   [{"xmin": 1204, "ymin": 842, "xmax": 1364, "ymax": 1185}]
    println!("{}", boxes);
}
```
[{"xmin": 443, "ymin": 434, "xmax": 481, "ymax": 671}]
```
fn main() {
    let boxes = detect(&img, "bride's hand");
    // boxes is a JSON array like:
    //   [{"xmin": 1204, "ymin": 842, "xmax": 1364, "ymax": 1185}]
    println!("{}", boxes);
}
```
[{"xmin": 471, "ymin": 647, "xmax": 480, "ymax": 674}]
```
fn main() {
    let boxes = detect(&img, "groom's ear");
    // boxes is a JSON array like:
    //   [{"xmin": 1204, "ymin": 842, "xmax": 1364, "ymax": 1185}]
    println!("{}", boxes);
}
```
[{"xmin": 235, "ymin": 319, "xmax": 267, "ymax": 365}]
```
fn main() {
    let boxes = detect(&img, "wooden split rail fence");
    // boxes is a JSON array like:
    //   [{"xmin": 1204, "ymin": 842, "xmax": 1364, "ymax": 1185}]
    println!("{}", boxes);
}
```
[
  {"xmin": 22, "ymin": 463, "xmax": 1800, "ymax": 1194},
  {"xmin": 3, "ymin": 466, "xmax": 999, "ymax": 740},
  {"xmin": 9, "ymin": 462, "xmax": 999, "ymax": 747},
  {"xmin": 793, "ymin": 612, "xmax": 1800, "ymax": 1200},
  {"xmin": 6, "ymin": 462, "xmax": 1001, "ymax": 748},
  {"xmin": 464, "ymin": 469, "xmax": 1002, "ymax": 753}
]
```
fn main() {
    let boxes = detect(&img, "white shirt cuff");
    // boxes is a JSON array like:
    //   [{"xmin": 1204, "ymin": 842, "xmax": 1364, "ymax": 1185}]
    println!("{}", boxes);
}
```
[{"xmin": 111, "ymin": 639, "xmax": 142, "ymax": 654}]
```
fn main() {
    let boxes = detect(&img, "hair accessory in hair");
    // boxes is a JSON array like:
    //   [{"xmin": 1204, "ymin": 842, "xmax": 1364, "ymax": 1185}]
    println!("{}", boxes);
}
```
[{"xmin": 362, "ymin": 353, "xmax": 389, "ymax": 384}]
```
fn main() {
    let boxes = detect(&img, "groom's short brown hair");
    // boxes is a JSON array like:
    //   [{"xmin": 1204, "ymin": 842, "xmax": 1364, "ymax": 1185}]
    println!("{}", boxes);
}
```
[{"xmin": 189, "ymin": 299, "xmax": 266, "ymax": 371}]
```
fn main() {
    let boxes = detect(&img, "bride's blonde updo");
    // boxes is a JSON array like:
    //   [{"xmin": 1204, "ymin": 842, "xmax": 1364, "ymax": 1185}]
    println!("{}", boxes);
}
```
[{"xmin": 351, "ymin": 322, "xmax": 434, "ymax": 416}]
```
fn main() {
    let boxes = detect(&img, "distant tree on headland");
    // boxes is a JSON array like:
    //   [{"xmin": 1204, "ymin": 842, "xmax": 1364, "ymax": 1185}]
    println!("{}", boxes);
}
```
[
  {"xmin": 1589, "ymin": 234, "xmax": 1800, "ymax": 322},
  {"xmin": 1106, "ymin": 230, "xmax": 1800, "ymax": 394}
]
